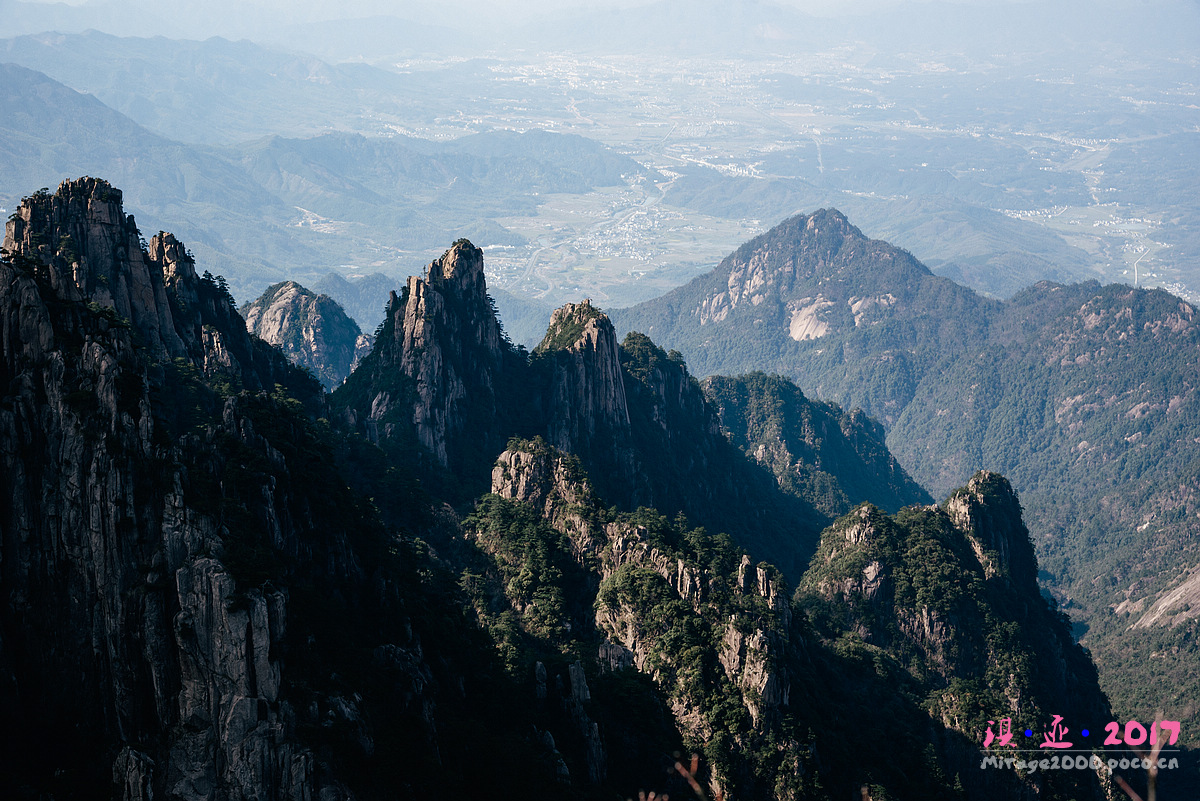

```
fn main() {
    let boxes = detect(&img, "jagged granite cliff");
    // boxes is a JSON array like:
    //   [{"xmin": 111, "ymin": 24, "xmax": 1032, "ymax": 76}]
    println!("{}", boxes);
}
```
[
  {"xmin": 241, "ymin": 280, "xmax": 371, "ymax": 389},
  {"xmin": 0, "ymin": 178, "xmax": 331, "ymax": 797},
  {"xmin": 471, "ymin": 441, "xmax": 1117, "ymax": 800},
  {"xmin": 534, "ymin": 300, "xmax": 635, "ymax": 481},
  {"xmin": 334, "ymin": 253, "xmax": 926, "ymax": 577},
  {"xmin": 0, "ymin": 180, "xmax": 541, "ymax": 800},
  {"xmin": 336, "ymin": 240, "xmax": 508, "ymax": 482},
  {"xmin": 0, "ymin": 179, "xmax": 1140, "ymax": 800}
]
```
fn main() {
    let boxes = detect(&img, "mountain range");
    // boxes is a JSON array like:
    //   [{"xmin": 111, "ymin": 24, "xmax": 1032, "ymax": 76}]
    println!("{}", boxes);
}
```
[
  {"xmin": 614, "ymin": 208, "xmax": 1200, "ymax": 746},
  {"xmin": 1, "ymin": 177, "xmax": 1167, "ymax": 799},
  {"xmin": 0, "ymin": 59, "xmax": 640, "ymax": 304}
]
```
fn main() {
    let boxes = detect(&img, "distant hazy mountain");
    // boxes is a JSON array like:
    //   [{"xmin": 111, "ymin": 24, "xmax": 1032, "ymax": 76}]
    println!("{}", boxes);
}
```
[
  {"xmin": 509, "ymin": 0, "xmax": 1200, "ymax": 59},
  {"xmin": 0, "ymin": 63, "xmax": 641, "ymax": 304},
  {"xmin": 4, "ymin": 0, "xmax": 1197, "ymax": 61},
  {"xmin": 313, "ymin": 272, "xmax": 399, "ymax": 333},
  {"xmin": 0, "ymin": 0, "xmax": 181, "ymax": 39},
  {"xmin": 616, "ymin": 209, "xmax": 1200, "ymax": 741},
  {"xmin": 235, "ymin": 129, "xmax": 636, "ymax": 234},
  {"xmin": 512, "ymin": 0, "xmax": 830, "ymax": 56},
  {"xmin": 0, "ymin": 31, "xmax": 520, "ymax": 146},
  {"xmin": 0, "ymin": 30, "xmax": 410, "ymax": 144},
  {"xmin": 241, "ymin": 281, "xmax": 370, "ymax": 389},
  {"xmin": 0, "ymin": 62, "xmax": 308, "ymax": 296},
  {"xmin": 660, "ymin": 155, "xmax": 1099, "ymax": 300},
  {"xmin": 266, "ymin": 14, "xmax": 484, "ymax": 61}
]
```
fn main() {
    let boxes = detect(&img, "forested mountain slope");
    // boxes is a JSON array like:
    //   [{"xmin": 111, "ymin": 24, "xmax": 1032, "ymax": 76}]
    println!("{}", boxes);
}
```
[{"xmin": 615, "ymin": 209, "xmax": 1200, "ymax": 743}]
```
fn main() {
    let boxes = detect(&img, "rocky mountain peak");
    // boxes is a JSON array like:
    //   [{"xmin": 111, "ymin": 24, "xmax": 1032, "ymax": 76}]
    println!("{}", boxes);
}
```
[
  {"xmin": 429, "ymin": 238, "xmax": 486, "ymax": 294},
  {"xmin": 339, "ymin": 240, "xmax": 504, "ymax": 477},
  {"xmin": 491, "ymin": 439, "xmax": 603, "ymax": 554},
  {"xmin": 4, "ymin": 177, "xmax": 188, "ymax": 359},
  {"xmin": 613, "ymin": 206, "xmax": 993, "ymax": 416},
  {"xmin": 410, "ymin": 240, "xmax": 502, "ymax": 364},
  {"xmin": 536, "ymin": 301, "xmax": 633, "ymax": 489},
  {"xmin": 148, "ymin": 230, "xmax": 195, "ymax": 288},
  {"xmin": 801, "ymin": 481, "xmax": 1112, "ymax": 784},
  {"xmin": 537, "ymin": 299, "xmax": 608, "ymax": 353},
  {"xmin": 633, "ymin": 207, "xmax": 945, "ymax": 358},
  {"xmin": 0, "ymin": 179, "xmax": 332, "ymax": 800},
  {"xmin": 945, "ymin": 470, "xmax": 1038, "ymax": 589},
  {"xmin": 241, "ymin": 280, "xmax": 370, "ymax": 389},
  {"xmin": 3, "ymin": 178, "xmax": 322, "ymax": 410}
]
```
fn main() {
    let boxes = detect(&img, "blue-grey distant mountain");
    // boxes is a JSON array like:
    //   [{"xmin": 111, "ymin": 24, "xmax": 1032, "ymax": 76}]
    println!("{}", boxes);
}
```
[
  {"xmin": 0, "ymin": 62, "xmax": 642, "ymax": 304},
  {"xmin": 0, "ymin": 61, "xmax": 305, "ymax": 295},
  {"xmin": 313, "ymin": 272, "xmax": 400, "ymax": 333},
  {"xmin": 0, "ymin": 31, "xmax": 499, "ymax": 145}
]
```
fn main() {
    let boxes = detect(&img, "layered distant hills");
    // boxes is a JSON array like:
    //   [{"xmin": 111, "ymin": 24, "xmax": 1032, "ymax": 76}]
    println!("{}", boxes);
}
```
[
  {"xmin": 0, "ymin": 178, "xmax": 1138, "ymax": 799},
  {"xmin": 615, "ymin": 209, "xmax": 1200, "ymax": 742},
  {"xmin": 0, "ymin": 59, "xmax": 641, "ymax": 303}
]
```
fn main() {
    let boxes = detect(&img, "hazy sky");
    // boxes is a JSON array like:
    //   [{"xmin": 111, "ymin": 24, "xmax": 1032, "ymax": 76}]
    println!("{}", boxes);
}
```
[
  {"xmin": 11, "ymin": 0, "xmax": 1068, "ymax": 24},
  {"xmin": 6, "ymin": 0, "xmax": 1196, "ymax": 56}
]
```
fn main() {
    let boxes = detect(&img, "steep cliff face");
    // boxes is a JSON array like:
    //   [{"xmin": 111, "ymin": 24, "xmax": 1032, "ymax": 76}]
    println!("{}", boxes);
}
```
[
  {"xmin": 3, "ymin": 178, "xmax": 185, "ymax": 359},
  {"xmin": 481, "ymin": 440, "xmax": 804, "ymax": 799},
  {"xmin": 335, "ymin": 240, "xmax": 505, "ymax": 483},
  {"xmin": 0, "ymin": 180, "xmax": 511, "ymax": 801},
  {"xmin": 944, "ymin": 472, "xmax": 1039, "ymax": 588},
  {"xmin": 2, "ymin": 179, "xmax": 322, "ymax": 404},
  {"xmin": 478, "ymin": 442, "xmax": 1117, "ymax": 801},
  {"xmin": 0, "ymin": 179, "xmax": 337, "ymax": 798},
  {"xmin": 331, "ymin": 242, "xmax": 924, "ymax": 580},
  {"xmin": 532, "ymin": 300, "xmax": 637, "ymax": 502},
  {"xmin": 536, "ymin": 300, "xmax": 631, "ymax": 454},
  {"xmin": 801, "ymin": 473, "xmax": 1111, "ymax": 800},
  {"xmin": 242, "ymin": 280, "xmax": 370, "ymax": 389}
]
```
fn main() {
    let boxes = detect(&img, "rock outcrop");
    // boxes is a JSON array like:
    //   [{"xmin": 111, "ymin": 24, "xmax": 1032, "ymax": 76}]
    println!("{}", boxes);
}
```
[
  {"xmin": 800, "ymin": 476, "xmax": 1112, "ymax": 799},
  {"xmin": 339, "ymin": 240, "xmax": 504, "ymax": 478},
  {"xmin": 537, "ymin": 300, "xmax": 631, "ymax": 452},
  {"xmin": 534, "ymin": 300, "xmax": 636, "ymax": 499},
  {"xmin": 0, "ymin": 183, "xmax": 328, "ymax": 801},
  {"xmin": 945, "ymin": 471, "xmax": 1038, "ymax": 588},
  {"xmin": 484, "ymin": 440, "xmax": 799, "ymax": 796},
  {"xmin": 242, "ymin": 280, "xmax": 371, "ymax": 389},
  {"xmin": 2, "ymin": 179, "xmax": 322, "ymax": 404},
  {"xmin": 0, "ymin": 179, "xmax": 348, "ymax": 799}
]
